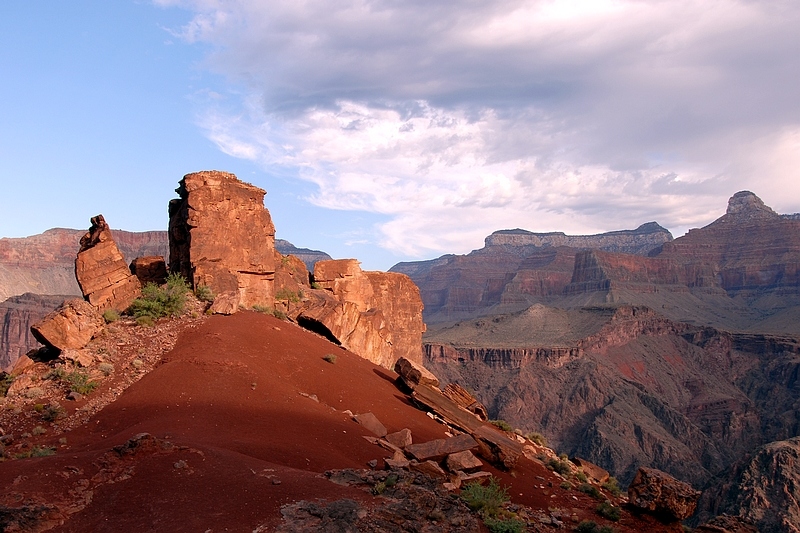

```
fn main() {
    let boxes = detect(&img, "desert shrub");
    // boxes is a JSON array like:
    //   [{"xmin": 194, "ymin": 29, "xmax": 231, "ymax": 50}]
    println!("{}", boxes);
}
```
[
  {"xmin": 596, "ymin": 501, "xmax": 621, "ymax": 521},
  {"xmin": 560, "ymin": 481, "xmax": 573, "ymax": 490},
  {"xmin": 547, "ymin": 457, "xmax": 572, "ymax": 476},
  {"xmin": 272, "ymin": 309, "xmax": 287, "ymax": 320},
  {"xmin": 64, "ymin": 371, "xmax": 97, "ymax": 395},
  {"xmin": 44, "ymin": 367, "xmax": 67, "ymax": 381},
  {"xmin": 322, "ymin": 354, "xmax": 337, "ymax": 364},
  {"xmin": 24, "ymin": 387, "xmax": 44, "ymax": 399},
  {"xmin": 28, "ymin": 445, "xmax": 55, "ymax": 458},
  {"xmin": 131, "ymin": 359, "xmax": 144, "ymax": 369},
  {"xmin": 128, "ymin": 273, "xmax": 190, "ymax": 321},
  {"xmin": 575, "ymin": 471, "xmax": 588, "ymax": 483},
  {"xmin": 579, "ymin": 483, "xmax": 603, "ymax": 499},
  {"xmin": 599, "ymin": 527, "xmax": 615, "ymax": 533},
  {"xmin": 98, "ymin": 363, "xmax": 114, "ymax": 376},
  {"xmin": 0, "ymin": 374, "xmax": 13, "ymax": 396},
  {"xmin": 460, "ymin": 477, "xmax": 509, "ymax": 518},
  {"xmin": 575, "ymin": 520, "xmax": 598, "ymax": 533},
  {"xmin": 102, "ymin": 309, "xmax": 120, "ymax": 323},
  {"xmin": 275, "ymin": 288, "xmax": 303, "ymax": 303},
  {"xmin": 490, "ymin": 420, "xmax": 513, "ymax": 432},
  {"xmin": 194, "ymin": 284, "xmax": 215, "ymax": 302},
  {"xmin": 311, "ymin": 282, "xmax": 321, "ymax": 289},
  {"xmin": 559, "ymin": 453, "xmax": 569, "ymax": 461},
  {"xmin": 32, "ymin": 425, "xmax": 46, "ymax": 436},
  {"xmin": 526, "ymin": 432, "xmax": 547, "ymax": 446},
  {"xmin": 484, "ymin": 517, "xmax": 525, "ymax": 533},
  {"xmin": 602, "ymin": 477, "xmax": 621, "ymax": 497},
  {"xmin": 136, "ymin": 315, "xmax": 155, "ymax": 327},
  {"xmin": 41, "ymin": 403, "xmax": 65, "ymax": 422}
]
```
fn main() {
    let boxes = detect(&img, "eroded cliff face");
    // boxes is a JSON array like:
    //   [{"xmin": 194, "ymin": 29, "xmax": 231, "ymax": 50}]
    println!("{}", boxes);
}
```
[
  {"xmin": 168, "ymin": 171, "xmax": 276, "ymax": 309},
  {"xmin": 425, "ymin": 304, "xmax": 797, "ymax": 488},
  {"xmin": 297, "ymin": 259, "xmax": 426, "ymax": 369}
]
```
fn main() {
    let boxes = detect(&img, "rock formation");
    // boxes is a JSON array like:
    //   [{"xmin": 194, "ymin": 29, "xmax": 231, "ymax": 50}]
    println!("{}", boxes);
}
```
[
  {"xmin": 130, "ymin": 256, "xmax": 167, "ymax": 285},
  {"xmin": 168, "ymin": 171, "xmax": 276, "ymax": 309},
  {"xmin": 391, "ymin": 222, "xmax": 672, "ymax": 323},
  {"xmin": 628, "ymin": 467, "xmax": 701, "ymax": 521},
  {"xmin": 275, "ymin": 239, "xmax": 332, "ymax": 271},
  {"xmin": 75, "ymin": 215, "xmax": 142, "ymax": 312},
  {"xmin": 0, "ymin": 293, "xmax": 71, "ymax": 370},
  {"xmin": 30, "ymin": 298, "xmax": 104, "ymax": 352},
  {"xmin": 296, "ymin": 259, "xmax": 425, "ymax": 369}
]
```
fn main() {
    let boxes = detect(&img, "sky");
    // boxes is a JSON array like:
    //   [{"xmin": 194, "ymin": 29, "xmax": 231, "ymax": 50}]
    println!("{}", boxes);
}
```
[{"xmin": 2, "ymin": 1, "xmax": 800, "ymax": 271}]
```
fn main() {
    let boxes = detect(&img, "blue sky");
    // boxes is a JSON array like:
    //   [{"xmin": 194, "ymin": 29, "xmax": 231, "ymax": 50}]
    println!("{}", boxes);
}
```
[{"xmin": 2, "ymin": 1, "xmax": 800, "ymax": 271}]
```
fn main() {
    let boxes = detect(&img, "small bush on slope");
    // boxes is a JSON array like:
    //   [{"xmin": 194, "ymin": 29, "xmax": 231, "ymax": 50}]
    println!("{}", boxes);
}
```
[{"xmin": 129, "ymin": 273, "xmax": 190, "ymax": 321}]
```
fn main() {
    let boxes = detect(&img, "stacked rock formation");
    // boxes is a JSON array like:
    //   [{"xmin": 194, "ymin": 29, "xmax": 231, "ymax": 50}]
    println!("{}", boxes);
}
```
[
  {"xmin": 75, "ymin": 215, "xmax": 142, "ymax": 312},
  {"xmin": 297, "ymin": 259, "xmax": 425, "ymax": 369},
  {"xmin": 168, "ymin": 171, "xmax": 276, "ymax": 309}
]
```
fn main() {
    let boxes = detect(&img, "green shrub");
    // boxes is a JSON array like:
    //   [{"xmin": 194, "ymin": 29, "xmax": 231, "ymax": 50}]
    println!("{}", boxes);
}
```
[
  {"xmin": 575, "ymin": 471, "xmax": 588, "ymax": 483},
  {"xmin": 547, "ymin": 457, "xmax": 572, "ymax": 476},
  {"xmin": 484, "ymin": 517, "xmax": 525, "ymax": 533},
  {"xmin": 0, "ymin": 374, "xmax": 13, "ymax": 397},
  {"xmin": 560, "ymin": 481, "xmax": 573, "ymax": 490},
  {"xmin": 596, "ymin": 501, "xmax": 621, "ymax": 521},
  {"xmin": 275, "ymin": 288, "xmax": 303, "ymax": 303},
  {"xmin": 102, "ymin": 309, "xmax": 120, "ymax": 323},
  {"xmin": 98, "ymin": 363, "xmax": 114, "ymax": 376},
  {"xmin": 29, "ymin": 445, "xmax": 55, "ymax": 458},
  {"xmin": 64, "ymin": 371, "xmax": 97, "ymax": 395},
  {"xmin": 460, "ymin": 477, "xmax": 509, "ymax": 518},
  {"xmin": 490, "ymin": 420, "xmax": 513, "ymax": 432},
  {"xmin": 128, "ymin": 273, "xmax": 190, "ymax": 321},
  {"xmin": 194, "ymin": 284, "xmax": 215, "ymax": 302},
  {"xmin": 322, "ymin": 354, "xmax": 337, "ymax": 364},
  {"xmin": 599, "ymin": 527, "xmax": 615, "ymax": 533},
  {"xmin": 526, "ymin": 432, "xmax": 547, "ymax": 446},
  {"xmin": 41, "ymin": 403, "xmax": 65, "ymax": 422},
  {"xmin": 575, "ymin": 520, "xmax": 598, "ymax": 533},
  {"xmin": 579, "ymin": 483, "xmax": 603, "ymax": 499},
  {"xmin": 32, "ymin": 425, "xmax": 46, "ymax": 436},
  {"xmin": 602, "ymin": 477, "xmax": 621, "ymax": 497}
]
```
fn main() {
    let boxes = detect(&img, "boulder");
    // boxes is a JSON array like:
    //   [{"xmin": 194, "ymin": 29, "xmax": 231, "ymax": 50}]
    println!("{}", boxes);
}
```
[
  {"xmin": 130, "ymin": 256, "xmax": 167, "ymax": 285},
  {"xmin": 353, "ymin": 412, "xmax": 387, "ymax": 437},
  {"xmin": 75, "ymin": 215, "xmax": 142, "ymax": 312},
  {"xmin": 30, "ymin": 299, "xmax": 104, "ymax": 352},
  {"xmin": 571, "ymin": 457, "xmax": 610, "ymax": 483},
  {"xmin": 442, "ymin": 383, "xmax": 488, "ymax": 420},
  {"xmin": 445, "ymin": 450, "xmax": 483, "ymax": 473},
  {"xmin": 209, "ymin": 291, "xmax": 240, "ymax": 315},
  {"xmin": 628, "ymin": 467, "xmax": 700, "ymax": 521},
  {"xmin": 385, "ymin": 428, "xmax": 412, "ymax": 448},
  {"xmin": 394, "ymin": 357, "xmax": 440, "ymax": 390},
  {"xmin": 168, "ymin": 171, "xmax": 276, "ymax": 309},
  {"xmin": 410, "ymin": 460, "xmax": 448, "ymax": 480},
  {"xmin": 404, "ymin": 433, "xmax": 478, "ymax": 462},
  {"xmin": 297, "ymin": 259, "xmax": 426, "ymax": 370}
]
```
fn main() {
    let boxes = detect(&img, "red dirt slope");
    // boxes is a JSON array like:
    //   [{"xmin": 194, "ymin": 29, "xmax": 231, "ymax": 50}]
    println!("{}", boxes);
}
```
[{"xmin": 1, "ymin": 312, "xmax": 684, "ymax": 532}]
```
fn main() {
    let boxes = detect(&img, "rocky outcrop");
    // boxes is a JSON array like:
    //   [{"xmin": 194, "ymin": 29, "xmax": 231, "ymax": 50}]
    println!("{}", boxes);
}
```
[
  {"xmin": 30, "ymin": 298, "xmax": 104, "ymax": 352},
  {"xmin": 485, "ymin": 222, "xmax": 672, "ymax": 253},
  {"xmin": 296, "ymin": 259, "xmax": 425, "ymax": 369},
  {"xmin": 698, "ymin": 437, "xmax": 800, "ymax": 533},
  {"xmin": 0, "ymin": 293, "xmax": 71, "ymax": 370},
  {"xmin": 275, "ymin": 239, "xmax": 332, "ymax": 271},
  {"xmin": 75, "ymin": 215, "xmax": 142, "ymax": 312},
  {"xmin": 168, "ymin": 171, "xmax": 276, "ymax": 309},
  {"xmin": 628, "ymin": 466, "xmax": 701, "ymax": 521},
  {"xmin": 130, "ymin": 256, "xmax": 167, "ymax": 285}
]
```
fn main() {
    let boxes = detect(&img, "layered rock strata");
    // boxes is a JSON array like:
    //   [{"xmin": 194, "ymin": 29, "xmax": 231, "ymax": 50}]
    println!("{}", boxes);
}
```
[
  {"xmin": 297, "ymin": 259, "xmax": 425, "ymax": 369},
  {"xmin": 168, "ymin": 171, "xmax": 276, "ymax": 309},
  {"xmin": 30, "ymin": 298, "xmax": 104, "ymax": 352},
  {"xmin": 75, "ymin": 215, "xmax": 142, "ymax": 312}
]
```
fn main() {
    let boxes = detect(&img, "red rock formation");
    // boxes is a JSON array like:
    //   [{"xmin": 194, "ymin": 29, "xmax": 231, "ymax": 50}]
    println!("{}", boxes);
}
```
[
  {"xmin": 297, "ymin": 259, "xmax": 425, "ymax": 369},
  {"xmin": 168, "ymin": 171, "xmax": 276, "ymax": 309},
  {"xmin": 0, "ymin": 294, "xmax": 70, "ymax": 370},
  {"xmin": 628, "ymin": 467, "xmax": 701, "ymax": 521},
  {"xmin": 30, "ymin": 298, "xmax": 104, "ymax": 352},
  {"xmin": 75, "ymin": 215, "xmax": 142, "ymax": 312},
  {"xmin": 130, "ymin": 256, "xmax": 167, "ymax": 285}
]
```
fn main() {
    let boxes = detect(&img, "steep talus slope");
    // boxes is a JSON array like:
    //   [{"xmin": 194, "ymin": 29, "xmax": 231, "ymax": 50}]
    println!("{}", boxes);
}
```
[{"xmin": 425, "ymin": 304, "xmax": 799, "ymax": 488}]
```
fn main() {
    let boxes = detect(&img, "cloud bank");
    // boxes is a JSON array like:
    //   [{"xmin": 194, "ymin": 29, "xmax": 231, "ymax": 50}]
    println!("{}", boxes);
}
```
[{"xmin": 159, "ymin": 0, "xmax": 800, "ymax": 257}]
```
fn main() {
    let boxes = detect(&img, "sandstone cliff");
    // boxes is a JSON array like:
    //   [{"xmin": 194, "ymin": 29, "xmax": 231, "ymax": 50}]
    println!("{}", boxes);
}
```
[
  {"xmin": 168, "ymin": 171, "xmax": 276, "ymax": 309},
  {"xmin": 296, "ymin": 259, "xmax": 426, "ymax": 369}
]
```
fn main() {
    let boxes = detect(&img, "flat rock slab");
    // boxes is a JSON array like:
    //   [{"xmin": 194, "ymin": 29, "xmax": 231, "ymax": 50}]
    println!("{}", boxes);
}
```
[
  {"xmin": 410, "ymin": 460, "xmax": 448, "ymax": 480},
  {"xmin": 404, "ymin": 433, "xmax": 478, "ymax": 462},
  {"xmin": 446, "ymin": 450, "xmax": 483, "ymax": 473},
  {"xmin": 31, "ymin": 299, "xmax": 104, "ymax": 352},
  {"xmin": 571, "ymin": 457, "xmax": 609, "ymax": 483},
  {"xmin": 385, "ymin": 428, "xmax": 412, "ymax": 448},
  {"xmin": 353, "ymin": 412, "xmax": 387, "ymax": 437},
  {"xmin": 394, "ymin": 357, "xmax": 439, "ymax": 390}
]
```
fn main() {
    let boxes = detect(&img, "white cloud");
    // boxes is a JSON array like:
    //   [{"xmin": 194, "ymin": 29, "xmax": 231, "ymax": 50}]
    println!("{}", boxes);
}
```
[{"xmin": 161, "ymin": 0, "xmax": 800, "ymax": 258}]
